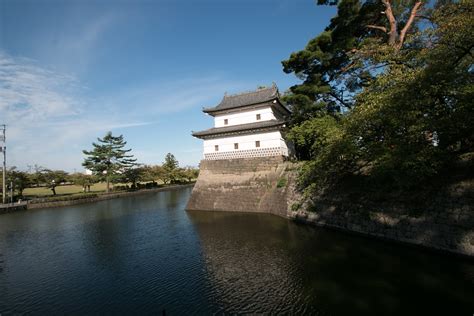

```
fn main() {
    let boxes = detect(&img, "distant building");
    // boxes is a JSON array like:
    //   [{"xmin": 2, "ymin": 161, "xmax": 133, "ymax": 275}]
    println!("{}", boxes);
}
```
[{"xmin": 192, "ymin": 84, "xmax": 292, "ymax": 160}]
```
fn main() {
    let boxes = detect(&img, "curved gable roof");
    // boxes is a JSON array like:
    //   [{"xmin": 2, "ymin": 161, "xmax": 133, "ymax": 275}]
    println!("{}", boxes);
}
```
[{"xmin": 203, "ymin": 84, "xmax": 283, "ymax": 114}]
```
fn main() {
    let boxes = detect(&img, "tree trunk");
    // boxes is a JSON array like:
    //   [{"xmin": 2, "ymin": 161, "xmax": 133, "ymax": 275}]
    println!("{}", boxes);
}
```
[{"xmin": 106, "ymin": 176, "xmax": 110, "ymax": 193}]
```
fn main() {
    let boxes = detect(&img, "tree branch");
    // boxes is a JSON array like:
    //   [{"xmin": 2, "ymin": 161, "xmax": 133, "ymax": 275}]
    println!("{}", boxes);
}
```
[
  {"xmin": 397, "ymin": 1, "xmax": 423, "ymax": 50},
  {"xmin": 367, "ymin": 25, "xmax": 387, "ymax": 33},
  {"xmin": 453, "ymin": 44, "xmax": 474, "ymax": 67},
  {"xmin": 329, "ymin": 92, "xmax": 351, "ymax": 109},
  {"xmin": 381, "ymin": 0, "xmax": 398, "ymax": 46}
]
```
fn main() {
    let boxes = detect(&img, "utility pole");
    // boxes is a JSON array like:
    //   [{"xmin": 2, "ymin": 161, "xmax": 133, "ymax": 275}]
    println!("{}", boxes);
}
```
[{"xmin": 1, "ymin": 125, "xmax": 6, "ymax": 204}]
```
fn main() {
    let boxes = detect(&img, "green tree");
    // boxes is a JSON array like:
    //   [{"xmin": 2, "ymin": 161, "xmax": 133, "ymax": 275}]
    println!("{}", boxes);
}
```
[
  {"xmin": 82, "ymin": 132, "xmax": 137, "ymax": 193},
  {"xmin": 122, "ymin": 167, "xmax": 145, "ymax": 189},
  {"xmin": 282, "ymin": 0, "xmax": 428, "ymax": 159},
  {"xmin": 181, "ymin": 167, "xmax": 199, "ymax": 183},
  {"xmin": 5, "ymin": 167, "xmax": 30, "ymax": 198},
  {"xmin": 28, "ymin": 164, "xmax": 46, "ymax": 187},
  {"xmin": 150, "ymin": 165, "xmax": 168, "ymax": 184},
  {"xmin": 70, "ymin": 173, "xmax": 96, "ymax": 192},
  {"xmin": 43, "ymin": 170, "xmax": 69, "ymax": 195},
  {"xmin": 163, "ymin": 153, "xmax": 179, "ymax": 184},
  {"xmin": 284, "ymin": 1, "xmax": 473, "ymax": 193}
]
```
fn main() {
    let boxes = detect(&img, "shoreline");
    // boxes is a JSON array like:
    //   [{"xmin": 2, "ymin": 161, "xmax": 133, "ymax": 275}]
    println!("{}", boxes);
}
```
[{"xmin": 3, "ymin": 183, "xmax": 195, "ymax": 212}]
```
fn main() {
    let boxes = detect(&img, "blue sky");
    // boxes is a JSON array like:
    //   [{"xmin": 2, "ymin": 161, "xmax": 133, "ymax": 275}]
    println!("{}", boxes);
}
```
[{"xmin": 0, "ymin": 0, "xmax": 335, "ymax": 171}]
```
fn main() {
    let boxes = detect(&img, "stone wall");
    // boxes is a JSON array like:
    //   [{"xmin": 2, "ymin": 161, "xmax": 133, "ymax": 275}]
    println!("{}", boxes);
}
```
[
  {"xmin": 288, "ymin": 178, "xmax": 474, "ymax": 257},
  {"xmin": 186, "ymin": 156, "xmax": 297, "ymax": 217},
  {"xmin": 0, "ymin": 203, "xmax": 28, "ymax": 214},
  {"xmin": 187, "ymin": 158, "xmax": 473, "ymax": 257}
]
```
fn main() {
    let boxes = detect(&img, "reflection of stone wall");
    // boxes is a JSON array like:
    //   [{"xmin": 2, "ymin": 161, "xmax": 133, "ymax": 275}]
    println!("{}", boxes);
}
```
[{"xmin": 186, "ymin": 157, "xmax": 298, "ymax": 217}]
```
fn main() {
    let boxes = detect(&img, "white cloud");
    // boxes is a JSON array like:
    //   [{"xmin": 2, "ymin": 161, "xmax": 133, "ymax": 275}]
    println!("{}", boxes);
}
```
[
  {"xmin": 0, "ymin": 52, "xmax": 153, "ymax": 171},
  {"xmin": 0, "ymin": 52, "xmax": 244, "ymax": 171}
]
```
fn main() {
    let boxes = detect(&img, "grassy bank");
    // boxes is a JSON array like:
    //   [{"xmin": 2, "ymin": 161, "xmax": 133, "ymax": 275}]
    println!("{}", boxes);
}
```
[{"xmin": 23, "ymin": 183, "xmax": 108, "ymax": 197}]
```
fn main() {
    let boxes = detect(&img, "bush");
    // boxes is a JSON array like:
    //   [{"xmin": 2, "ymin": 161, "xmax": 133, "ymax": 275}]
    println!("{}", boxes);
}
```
[
  {"xmin": 276, "ymin": 177, "xmax": 287, "ymax": 188},
  {"xmin": 30, "ymin": 193, "xmax": 98, "ymax": 204}
]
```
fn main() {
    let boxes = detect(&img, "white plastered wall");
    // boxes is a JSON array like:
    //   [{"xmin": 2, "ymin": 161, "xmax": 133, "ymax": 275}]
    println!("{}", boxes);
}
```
[
  {"xmin": 202, "ymin": 131, "xmax": 289, "ymax": 159},
  {"xmin": 214, "ymin": 106, "xmax": 276, "ymax": 127}
]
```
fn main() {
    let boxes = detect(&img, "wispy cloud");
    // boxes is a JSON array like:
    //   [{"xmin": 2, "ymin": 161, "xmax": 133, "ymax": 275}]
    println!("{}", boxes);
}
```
[
  {"xmin": 0, "ymin": 51, "xmax": 237, "ymax": 171},
  {"xmin": 100, "ymin": 76, "xmax": 247, "ymax": 115},
  {"xmin": 36, "ymin": 12, "xmax": 119, "ymax": 74},
  {"xmin": 0, "ymin": 52, "xmax": 153, "ymax": 171}
]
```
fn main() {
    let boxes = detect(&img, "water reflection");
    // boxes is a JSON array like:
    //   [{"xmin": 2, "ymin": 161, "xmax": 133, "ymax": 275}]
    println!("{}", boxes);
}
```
[
  {"xmin": 188, "ymin": 210, "xmax": 474, "ymax": 315},
  {"xmin": 0, "ymin": 187, "xmax": 472, "ymax": 315}
]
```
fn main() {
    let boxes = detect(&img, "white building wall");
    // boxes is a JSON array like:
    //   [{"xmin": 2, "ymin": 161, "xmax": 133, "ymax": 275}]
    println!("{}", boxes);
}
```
[
  {"xmin": 214, "ymin": 106, "xmax": 276, "ymax": 127},
  {"xmin": 203, "ymin": 131, "xmax": 288, "ymax": 160}
]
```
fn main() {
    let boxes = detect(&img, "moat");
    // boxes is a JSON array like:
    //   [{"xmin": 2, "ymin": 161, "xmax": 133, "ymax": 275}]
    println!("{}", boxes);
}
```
[{"xmin": 0, "ymin": 187, "xmax": 473, "ymax": 314}]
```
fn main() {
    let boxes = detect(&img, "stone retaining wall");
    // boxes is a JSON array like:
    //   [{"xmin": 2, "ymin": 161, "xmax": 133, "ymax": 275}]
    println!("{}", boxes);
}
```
[
  {"xmin": 186, "ymin": 157, "xmax": 297, "ymax": 217},
  {"xmin": 0, "ymin": 203, "xmax": 28, "ymax": 214},
  {"xmin": 291, "ymin": 207, "xmax": 474, "ymax": 257},
  {"xmin": 188, "ymin": 158, "xmax": 473, "ymax": 257}
]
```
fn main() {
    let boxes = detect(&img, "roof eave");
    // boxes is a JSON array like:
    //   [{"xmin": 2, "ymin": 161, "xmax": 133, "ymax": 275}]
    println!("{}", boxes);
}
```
[
  {"xmin": 192, "ymin": 122, "xmax": 287, "ymax": 140},
  {"xmin": 203, "ymin": 98, "xmax": 287, "ymax": 116}
]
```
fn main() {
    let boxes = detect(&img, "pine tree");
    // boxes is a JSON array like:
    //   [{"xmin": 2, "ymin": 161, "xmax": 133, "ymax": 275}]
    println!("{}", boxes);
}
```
[
  {"xmin": 163, "ymin": 153, "xmax": 179, "ymax": 184},
  {"xmin": 82, "ymin": 132, "xmax": 137, "ymax": 193}
]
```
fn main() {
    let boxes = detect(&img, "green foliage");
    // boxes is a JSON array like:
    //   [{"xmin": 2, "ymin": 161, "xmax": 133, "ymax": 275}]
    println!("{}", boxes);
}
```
[
  {"xmin": 121, "ymin": 167, "xmax": 145, "ymax": 188},
  {"xmin": 291, "ymin": 202, "xmax": 301, "ymax": 212},
  {"xmin": 276, "ymin": 177, "xmax": 288, "ymax": 188},
  {"xmin": 82, "ymin": 131, "xmax": 137, "ymax": 192},
  {"xmin": 180, "ymin": 166, "xmax": 199, "ymax": 182},
  {"xmin": 285, "ymin": 1, "xmax": 474, "ymax": 194},
  {"xmin": 30, "ymin": 193, "xmax": 99, "ymax": 204},
  {"xmin": 4, "ymin": 167, "xmax": 30, "ymax": 197},
  {"xmin": 163, "ymin": 153, "xmax": 178, "ymax": 171},
  {"xmin": 162, "ymin": 153, "xmax": 179, "ymax": 183},
  {"xmin": 70, "ymin": 173, "xmax": 97, "ymax": 192}
]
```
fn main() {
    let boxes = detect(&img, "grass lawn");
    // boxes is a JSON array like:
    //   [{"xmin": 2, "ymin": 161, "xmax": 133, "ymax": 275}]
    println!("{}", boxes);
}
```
[
  {"xmin": 23, "ymin": 182, "xmax": 108, "ymax": 197},
  {"xmin": 22, "ymin": 180, "xmax": 175, "ymax": 198}
]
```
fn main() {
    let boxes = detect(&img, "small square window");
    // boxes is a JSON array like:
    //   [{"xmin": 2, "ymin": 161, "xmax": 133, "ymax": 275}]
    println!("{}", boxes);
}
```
[
  {"xmin": 234, "ymin": 143, "xmax": 239, "ymax": 149},
  {"xmin": 224, "ymin": 119, "xmax": 228, "ymax": 125},
  {"xmin": 256, "ymin": 114, "xmax": 261, "ymax": 120},
  {"xmin": 215, "ymin": 145, "xmax": 219, "ymax": 151},
  {"xmin": 255, "ymin": 141, "xmax": 260, "ymax": 147}
]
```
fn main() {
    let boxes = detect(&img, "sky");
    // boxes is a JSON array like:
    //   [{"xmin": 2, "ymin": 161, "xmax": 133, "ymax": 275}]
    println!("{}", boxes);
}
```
[{"xmin": 0, "ymin": 0, "xmax": 336, "ymax": 172}]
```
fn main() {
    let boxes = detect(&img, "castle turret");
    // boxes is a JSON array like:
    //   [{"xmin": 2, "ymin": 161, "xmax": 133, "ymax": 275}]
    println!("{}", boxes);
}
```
[{"xmin": 192, "ymin": 84, "xmax": 292, "ymax": 160}]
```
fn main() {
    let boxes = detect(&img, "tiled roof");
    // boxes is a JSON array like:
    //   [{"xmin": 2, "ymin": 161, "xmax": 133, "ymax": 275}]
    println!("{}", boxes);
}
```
[
  {"xmin": 192, "ymin": 119, "xmax": 286, "ymax": 138},
  {"xmin": 203, "ymin": 84, "xmax": 280, "ymax": 113}
]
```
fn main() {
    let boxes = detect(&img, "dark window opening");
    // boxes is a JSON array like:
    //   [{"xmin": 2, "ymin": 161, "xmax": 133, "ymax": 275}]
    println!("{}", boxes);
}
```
[
  {"xmin": 234, "ymin": 143, "xmax": 239, "ymax": 149},
  {"xmin": 215, "ymin": 145, "xmax": 219, "ymax": 151},
  {"xmin": 255, "ymin": 141, "xmax": 260, "ymax": 147},
  {"xmin": 256, "ymin": 114, "xmax": 261, "ymax": 120},
  {"xmin": 224, "ymin": 119, "xmax": 228, "ymax": 125}
]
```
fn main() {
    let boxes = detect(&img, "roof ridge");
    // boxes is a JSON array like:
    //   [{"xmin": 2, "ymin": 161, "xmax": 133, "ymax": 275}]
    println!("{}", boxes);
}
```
[{"xmin": 225, "ymin": 85, "xmax": 277, "ymax": 98}]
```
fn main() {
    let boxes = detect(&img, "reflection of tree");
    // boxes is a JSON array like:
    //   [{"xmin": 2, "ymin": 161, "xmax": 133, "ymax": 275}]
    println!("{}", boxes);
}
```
[{"xmin": 188, "ymin": 211, "xmax": 474, "ymax": 315}]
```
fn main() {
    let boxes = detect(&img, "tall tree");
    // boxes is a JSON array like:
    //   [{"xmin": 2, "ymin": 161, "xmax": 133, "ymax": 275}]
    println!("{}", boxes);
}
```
[
  {"xmin": 284, "ymin": 0, "xmax": 473, "ymax": 193},
  {"xmin": 82, "ymin": 132, "xmax": 137, "ymax": 193},
  {"xmin": 163, "ymin": 153, "xmax": 179, "ymax": 184},
  {"xmin": 282, "ymin": 0, "xmax": 429, "ymax": 159}
]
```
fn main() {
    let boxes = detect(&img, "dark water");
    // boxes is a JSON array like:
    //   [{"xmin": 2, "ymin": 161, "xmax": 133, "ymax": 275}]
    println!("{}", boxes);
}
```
[{"xmin": 0, "ymin": 187, "xmax": 473, "ymax": 315}]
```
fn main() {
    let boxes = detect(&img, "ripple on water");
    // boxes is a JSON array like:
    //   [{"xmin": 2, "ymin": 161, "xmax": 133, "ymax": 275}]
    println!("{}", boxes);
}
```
[{"xmin": 0, "ymin": 188, "xmax": 473, "ymax": 315}]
